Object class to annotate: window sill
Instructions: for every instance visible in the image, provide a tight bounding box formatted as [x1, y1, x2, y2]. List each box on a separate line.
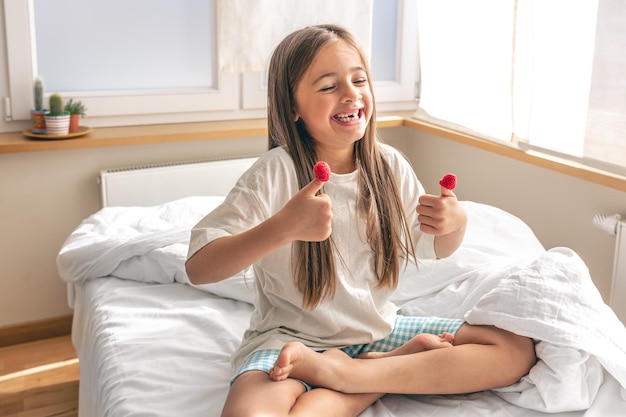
[403, 117, 626, 193]
[1, 113, 623, 192]
[0, 114, 405, 153]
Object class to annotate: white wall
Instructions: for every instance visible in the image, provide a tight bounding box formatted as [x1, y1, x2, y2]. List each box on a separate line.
[0, 137, 267, 326]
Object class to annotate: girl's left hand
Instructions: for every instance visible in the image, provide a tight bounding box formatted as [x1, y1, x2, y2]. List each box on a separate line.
[416, 186, 467, 236]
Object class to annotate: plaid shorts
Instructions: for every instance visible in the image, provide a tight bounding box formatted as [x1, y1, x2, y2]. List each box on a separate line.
[232, 315, 464, 388]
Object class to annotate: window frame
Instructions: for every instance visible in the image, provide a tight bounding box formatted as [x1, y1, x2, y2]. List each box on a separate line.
[372, 0, 419, 109]
[4, 0, 417, 125]
[3, 0, 239, 122]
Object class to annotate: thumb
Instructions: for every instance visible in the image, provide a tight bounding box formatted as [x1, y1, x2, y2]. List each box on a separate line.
[440, 186, 455, 197]
[301, 178, 326, 196]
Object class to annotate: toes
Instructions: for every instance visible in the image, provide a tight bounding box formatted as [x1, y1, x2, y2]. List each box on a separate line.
[439, 332, 455, 343]
[357, 351, 383, 359]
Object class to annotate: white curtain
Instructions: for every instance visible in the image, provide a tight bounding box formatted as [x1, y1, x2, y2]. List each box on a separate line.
[218, 0, 373, 72]
[513, 0, 598, 156]
[415, 0, 621, 166]
[416, 0, 515, 142]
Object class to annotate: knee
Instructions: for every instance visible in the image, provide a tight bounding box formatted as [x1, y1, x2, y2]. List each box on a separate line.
[501, 331, 536, 384]
[456, 324, 536, 386]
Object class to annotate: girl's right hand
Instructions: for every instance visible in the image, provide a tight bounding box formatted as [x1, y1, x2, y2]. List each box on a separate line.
[276, 178, 333, 242]
[186, 179, 332, 284]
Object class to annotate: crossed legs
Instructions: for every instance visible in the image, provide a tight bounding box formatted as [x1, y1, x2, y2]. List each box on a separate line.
[270, 324, 536, 395]
[221, 324, 536, 416]
[221, 332, 457, 417]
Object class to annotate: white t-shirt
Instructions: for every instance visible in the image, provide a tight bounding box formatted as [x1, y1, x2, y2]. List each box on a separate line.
[188, 144, 435, 371]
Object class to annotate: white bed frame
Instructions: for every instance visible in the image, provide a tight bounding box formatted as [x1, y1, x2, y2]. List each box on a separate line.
[98, 156, 259, 207]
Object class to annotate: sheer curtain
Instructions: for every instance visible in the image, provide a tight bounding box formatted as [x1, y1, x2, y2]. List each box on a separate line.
[415, 0, 625, 172]
[218, 0, 372, 72]
[415, 0, 515, 142]
[513, 0, 598, 156]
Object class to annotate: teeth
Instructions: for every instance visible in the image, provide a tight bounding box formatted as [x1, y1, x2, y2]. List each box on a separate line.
[334, 110, 360, 122]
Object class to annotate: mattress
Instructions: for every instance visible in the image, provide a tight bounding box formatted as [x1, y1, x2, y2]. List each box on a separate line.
[71, 278, 249, 416]
[58, 197, 626, 416]
[71, 278, 626, 417]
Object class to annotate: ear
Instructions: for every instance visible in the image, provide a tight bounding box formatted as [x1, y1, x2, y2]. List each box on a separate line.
[293, 113, 300, 122]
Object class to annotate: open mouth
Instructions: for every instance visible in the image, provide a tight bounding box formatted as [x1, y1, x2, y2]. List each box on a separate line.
[333, 108, 363, 123]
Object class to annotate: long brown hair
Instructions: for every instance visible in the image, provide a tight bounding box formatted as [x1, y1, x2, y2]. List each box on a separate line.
[267, 24, 415, 309]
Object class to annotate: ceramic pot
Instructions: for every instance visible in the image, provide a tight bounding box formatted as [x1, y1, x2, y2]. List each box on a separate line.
[30, 109, 48, 134]
[69, 114, 81, 133]
[45, 113, 71, 136]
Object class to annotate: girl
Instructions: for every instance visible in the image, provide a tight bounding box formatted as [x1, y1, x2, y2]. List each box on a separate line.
[186, 24, 535, 417]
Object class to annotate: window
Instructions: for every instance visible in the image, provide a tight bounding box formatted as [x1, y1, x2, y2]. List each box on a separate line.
[414, 0, 625, 175]
[569, 0, 625, 171]
[4, 0, 238, 122]
[242, 0, 419, 111]
[34, 1, 217, 93]
[4, 0, 417, 125]
[371, 0, 419, 109]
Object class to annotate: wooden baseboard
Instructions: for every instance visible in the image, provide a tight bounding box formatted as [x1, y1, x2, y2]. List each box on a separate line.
[0, 315, 73, 347]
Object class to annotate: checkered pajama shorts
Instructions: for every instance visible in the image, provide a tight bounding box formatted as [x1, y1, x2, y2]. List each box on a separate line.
[232, 315, 464, 388]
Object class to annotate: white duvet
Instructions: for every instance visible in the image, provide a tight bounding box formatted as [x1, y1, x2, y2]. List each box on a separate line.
[57, 196, 626, 414]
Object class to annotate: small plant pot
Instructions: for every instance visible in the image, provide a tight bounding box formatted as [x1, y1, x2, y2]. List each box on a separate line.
[69, 114, 81, 133]
[31, 109, 48, 134]
[45, 113, 71, 136]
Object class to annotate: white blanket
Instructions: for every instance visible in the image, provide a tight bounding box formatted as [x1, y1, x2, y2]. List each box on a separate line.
[57, 196, 255, 306]
[57, 197, 626, 413]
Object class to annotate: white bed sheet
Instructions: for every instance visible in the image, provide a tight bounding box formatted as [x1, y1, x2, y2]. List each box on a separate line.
[71, 278, 248, 416]
[58, 197, 626, 416]
[72, 277, 626, 417]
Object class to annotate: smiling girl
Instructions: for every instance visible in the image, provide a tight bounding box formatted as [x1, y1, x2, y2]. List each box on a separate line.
[186, 24, 535, 417]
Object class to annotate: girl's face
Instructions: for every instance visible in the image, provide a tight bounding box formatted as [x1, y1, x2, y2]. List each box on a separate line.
[293, 39, 373, 166]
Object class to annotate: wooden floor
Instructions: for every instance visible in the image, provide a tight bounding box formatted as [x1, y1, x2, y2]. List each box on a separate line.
[0, 335, 79, 417]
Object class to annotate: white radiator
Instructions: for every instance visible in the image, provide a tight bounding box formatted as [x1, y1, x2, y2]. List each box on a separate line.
[594, 213, 626, 323]
[611, 220, 626, 323]
[99, 156, 258, 207]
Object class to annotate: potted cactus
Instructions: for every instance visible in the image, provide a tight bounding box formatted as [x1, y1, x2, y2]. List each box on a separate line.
[30, 78, 48, 134]
[65, 99, 87, 133]
[44, 93, 71, 136]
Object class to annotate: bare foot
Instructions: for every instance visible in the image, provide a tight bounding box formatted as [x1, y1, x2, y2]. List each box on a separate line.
[269, 341, 353, 388]
[357, 332, 455, 359]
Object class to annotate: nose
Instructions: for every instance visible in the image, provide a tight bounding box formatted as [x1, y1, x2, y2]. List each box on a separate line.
[341, 84, 361, 103]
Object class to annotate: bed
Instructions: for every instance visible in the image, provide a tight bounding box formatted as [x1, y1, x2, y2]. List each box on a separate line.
[57, 156, 626, 416]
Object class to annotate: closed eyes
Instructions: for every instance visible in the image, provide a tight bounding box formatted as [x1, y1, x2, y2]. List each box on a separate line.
[319, 79, 368, 93]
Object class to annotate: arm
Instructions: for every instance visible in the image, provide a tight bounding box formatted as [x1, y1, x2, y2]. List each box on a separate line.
[186, 178, 331, 284]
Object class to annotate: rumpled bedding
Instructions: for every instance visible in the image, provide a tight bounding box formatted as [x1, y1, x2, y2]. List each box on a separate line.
[57, 196, 255, 306]
[57, 196, 626, 413]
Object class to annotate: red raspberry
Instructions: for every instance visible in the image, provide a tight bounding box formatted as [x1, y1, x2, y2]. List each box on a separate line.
[439, 173, 457, 190]
[314, 161, 331, 182]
